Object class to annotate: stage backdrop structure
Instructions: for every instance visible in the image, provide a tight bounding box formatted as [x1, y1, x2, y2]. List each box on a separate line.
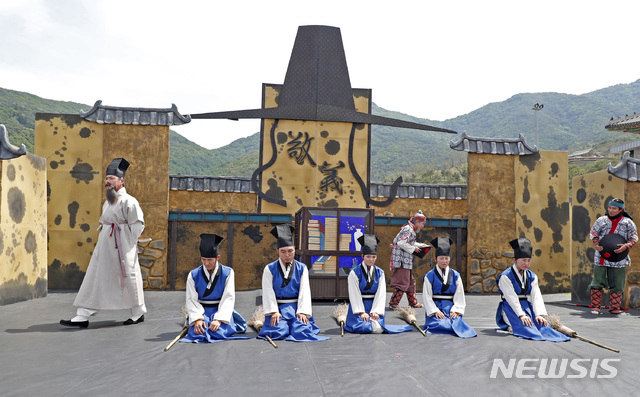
[190, 25, 456, 215]
[0, 125, 48, 305]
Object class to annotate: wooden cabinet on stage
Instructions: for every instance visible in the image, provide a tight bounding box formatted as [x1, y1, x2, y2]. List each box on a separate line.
[294, 207, 375, 299]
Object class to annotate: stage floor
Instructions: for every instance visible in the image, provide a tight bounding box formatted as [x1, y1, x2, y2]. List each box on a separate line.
[1, 290, 638, 396]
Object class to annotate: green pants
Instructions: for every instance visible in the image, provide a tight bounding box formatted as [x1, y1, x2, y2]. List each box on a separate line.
[589, 265, 626, 293]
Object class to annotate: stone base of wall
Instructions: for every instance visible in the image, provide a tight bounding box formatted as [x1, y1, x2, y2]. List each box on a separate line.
[468, 249, 513, 293]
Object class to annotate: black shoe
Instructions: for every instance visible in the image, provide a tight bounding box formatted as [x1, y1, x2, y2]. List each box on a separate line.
[123, 315, 144, 325]
[60, 319, 89, 328]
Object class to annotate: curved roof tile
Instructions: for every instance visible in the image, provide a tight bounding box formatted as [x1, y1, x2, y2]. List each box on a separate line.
[450, 131, 538, 155]
[80, 100, 191, 126]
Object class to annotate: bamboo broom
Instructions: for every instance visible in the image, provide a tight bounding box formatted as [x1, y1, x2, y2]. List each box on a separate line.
[164, 307, 189, 352]
[395, 306, 427, 336]
[331, 303, 349, 337]
[548, 314, 619, 353]
[248, 305, 278, 348]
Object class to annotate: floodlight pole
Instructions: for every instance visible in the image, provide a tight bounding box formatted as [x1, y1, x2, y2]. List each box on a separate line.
[532, 103, 544, 147]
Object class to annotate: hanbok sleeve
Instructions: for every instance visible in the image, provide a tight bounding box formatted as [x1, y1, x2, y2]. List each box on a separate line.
[297, 265, 312, 316]
[498, 274, 525, 318]
[262, 265, 279, 315]
[370, 271, 386, 315]
[529, 274, 547, 316]
[213, 268, 235, 323]
[186, 272, 204, 325]
[348, 270, 365, 314]
[422, 275, 439, 316]
[451, 276, 466, 315]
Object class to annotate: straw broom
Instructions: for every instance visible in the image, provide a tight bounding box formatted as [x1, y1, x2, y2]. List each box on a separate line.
[548, 314, 619, 353]
[164, 307, 189, 352]
[331, 303, 349, 337]
[248, 305, 278, 348]
[395, 306, 427, 336]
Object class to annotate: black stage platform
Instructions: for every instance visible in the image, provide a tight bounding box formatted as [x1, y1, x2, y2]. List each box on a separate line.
[1, 290, 638, 396]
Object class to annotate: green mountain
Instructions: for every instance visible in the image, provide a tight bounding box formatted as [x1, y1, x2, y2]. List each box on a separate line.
[2, 80, 640, 182]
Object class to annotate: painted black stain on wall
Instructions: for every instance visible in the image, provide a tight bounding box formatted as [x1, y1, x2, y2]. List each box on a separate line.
[518, 152, 541, 173]
[539, 186, 569, 253]
[48, 259, 85, 290]
[70, 161, 98, 184]
[522, 176, 530, 203]
[324, 140, 340, 155]
[54, 215, 62, 225]
[68, 201, 79, 228]
[8, 187, 26, 223]
[242, 225, 263, 244]
[549, 162, 559, 178]
[572, 206, 591, 241]
[276, 132, 288, 145]
[7, 164, 15, 181]
[320, 130, 329, 138]
[265, 178, 283, 199]
[534, 227, 543, 242]
[80, 223, 90, 232]
[79, 127, 92, 138]
[575, 188, 587, 204]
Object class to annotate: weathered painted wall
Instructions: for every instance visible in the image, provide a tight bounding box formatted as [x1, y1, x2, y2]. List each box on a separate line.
[515, 151, 570, 293]
[467, 153, 516, 293]
[571, 170, 639, 307]
[0, 152, 48, 305]
[373, 197, 468, 219]
[466, 151, 570, 293]
[259, 85, 371, 215]
[170, 191, 257, 213]
[169, 221, 280, 291]
[35, 114, 169, 290]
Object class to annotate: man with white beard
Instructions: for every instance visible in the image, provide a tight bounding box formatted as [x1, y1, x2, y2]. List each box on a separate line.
[60, 158, 146, 328]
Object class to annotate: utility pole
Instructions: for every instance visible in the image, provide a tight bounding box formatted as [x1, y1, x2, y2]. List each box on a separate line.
[532, 103, 544, 148]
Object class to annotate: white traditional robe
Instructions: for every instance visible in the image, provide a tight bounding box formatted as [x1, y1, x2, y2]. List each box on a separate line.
[185, 263, 235, 324]
[262, 259, 312, 316]
[74, 187, 145, 311]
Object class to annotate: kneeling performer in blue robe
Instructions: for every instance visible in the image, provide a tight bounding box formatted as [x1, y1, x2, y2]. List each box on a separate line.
[422, 237, 476, 338]
[258, 225, 329, 342]
[180, 233, 249, 343]
[495, 238, 569, 342]
[345, 234, 412, 334]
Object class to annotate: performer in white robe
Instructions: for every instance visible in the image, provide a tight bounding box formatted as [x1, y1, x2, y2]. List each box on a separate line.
[60, 158, 146, 328]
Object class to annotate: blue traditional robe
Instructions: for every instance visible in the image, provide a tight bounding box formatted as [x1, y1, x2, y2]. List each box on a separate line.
[180, 264, 249, 343]
[422, 268, 476, 338]
[258, 260, 329, 342]
[345, 264, 412, 334]
[496, 266, 569, 342]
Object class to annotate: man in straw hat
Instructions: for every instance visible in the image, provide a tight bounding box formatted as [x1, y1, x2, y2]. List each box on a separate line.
[258, 224, 329, 342]
[388, 210, 429, 309]
[344, 234, 412, 334]
[495, 238, 569, 342]
[60, 158, 146, 328]
[422, 237, 476, 338]
[180, 233, 249, 343]
[589, 198, 637, 315]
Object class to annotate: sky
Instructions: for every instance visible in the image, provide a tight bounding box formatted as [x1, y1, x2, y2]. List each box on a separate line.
[1, 0, 639, 149]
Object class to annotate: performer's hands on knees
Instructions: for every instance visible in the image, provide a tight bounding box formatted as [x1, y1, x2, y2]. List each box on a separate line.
[519, 314, 533, 327]
[370, 312, 380, 321]
[270, 312, 282, 326]
[209, 319, 221, 332]
[360, 312, 370, 322]
[194, 319, 206, 335]
[296, 313, 309, 324]
[434, 311, 446, 319]
[450, 311, 460, 319]
[535, 315, 548, 327]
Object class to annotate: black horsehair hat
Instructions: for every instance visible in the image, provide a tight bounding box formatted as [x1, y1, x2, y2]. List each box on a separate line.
[509, 238, 533, 259]
[271, 224, 296, 248]
[430, 236, 453, 258]
[358, 234, 380, 255]
[106, 158, 130, 178]
[200, 233, 224, 258]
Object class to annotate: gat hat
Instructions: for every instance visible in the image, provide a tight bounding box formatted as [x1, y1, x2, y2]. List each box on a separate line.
[358, 234, 380, 255]
[599, 234, 628, 262]
[106, 158, 130, 178]
[430, 237, 453, 258]
[270, 224, 296, 248]
[199, 233, 224, 258]
[509, 238, 533, 259]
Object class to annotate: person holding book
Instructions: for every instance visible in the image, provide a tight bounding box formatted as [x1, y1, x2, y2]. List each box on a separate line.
[389, 210, 429, 308]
